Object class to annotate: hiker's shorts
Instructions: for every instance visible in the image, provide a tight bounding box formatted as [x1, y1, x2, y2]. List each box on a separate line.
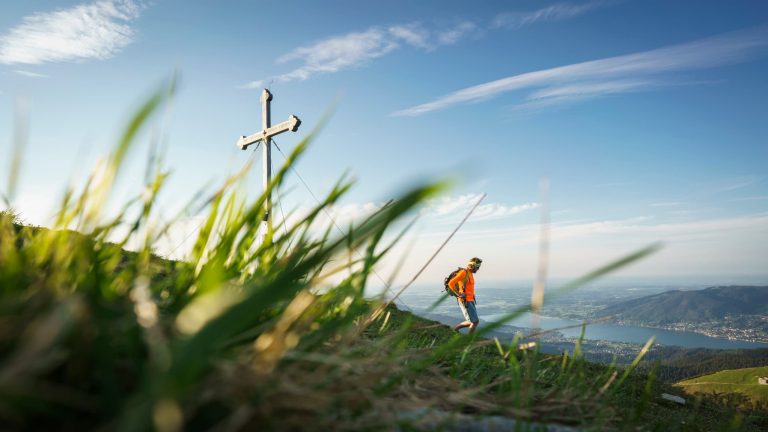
[458, 300, 479, 324]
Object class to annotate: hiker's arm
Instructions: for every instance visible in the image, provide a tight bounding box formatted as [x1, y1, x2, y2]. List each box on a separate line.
[448, 270, 467, 298]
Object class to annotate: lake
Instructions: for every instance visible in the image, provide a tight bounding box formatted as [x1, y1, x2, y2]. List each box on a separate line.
[483, 312, 768, 349]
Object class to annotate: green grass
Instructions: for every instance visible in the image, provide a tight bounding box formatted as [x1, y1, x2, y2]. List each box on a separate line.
[1, 79, 764, 431]
[677, 366, 768, 404]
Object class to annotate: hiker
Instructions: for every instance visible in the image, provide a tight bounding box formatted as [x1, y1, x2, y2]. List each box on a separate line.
[448, 257, 482, 333]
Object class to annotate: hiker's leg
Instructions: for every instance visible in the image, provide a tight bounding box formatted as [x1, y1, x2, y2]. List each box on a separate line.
[465, 302, 479, 334]
[454, 321, 471, 331]
[457, 300, 472, 330]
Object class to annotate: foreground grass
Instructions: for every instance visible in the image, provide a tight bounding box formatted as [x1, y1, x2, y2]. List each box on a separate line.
[1, 81, 763, 431]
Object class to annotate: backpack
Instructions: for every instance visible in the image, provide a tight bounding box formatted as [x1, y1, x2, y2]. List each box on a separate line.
[443, 267, 466, 297]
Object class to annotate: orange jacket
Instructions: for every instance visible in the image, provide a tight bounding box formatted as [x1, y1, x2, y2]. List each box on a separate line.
[448, 268, 475, 302]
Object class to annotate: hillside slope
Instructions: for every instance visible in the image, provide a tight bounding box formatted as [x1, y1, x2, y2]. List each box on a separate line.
[596, 286, 768, 323]
[379, 307, 768, 431]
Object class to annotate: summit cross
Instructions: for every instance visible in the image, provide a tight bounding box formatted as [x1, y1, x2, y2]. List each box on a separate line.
[237, 89, 301, 234]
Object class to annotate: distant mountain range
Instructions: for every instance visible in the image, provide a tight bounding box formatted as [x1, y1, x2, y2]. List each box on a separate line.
[596, 285, 768, 324]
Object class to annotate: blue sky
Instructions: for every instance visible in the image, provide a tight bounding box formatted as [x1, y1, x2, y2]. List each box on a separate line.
[1, 0, 767, 284]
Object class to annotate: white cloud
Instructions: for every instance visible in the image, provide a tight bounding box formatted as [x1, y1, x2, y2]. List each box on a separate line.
[426, 193, 484, 216]
[0, 0, 144, 65]
[473, 202, 539, 220]
[408, 212, 768, 279]
[322, 201, 389, 227]
[492, 1, 611, 29]
[243, 21, 480, 87]
[273, 27, 401, 83]
[527, 79, 651, 100]
[514, 79, 660, 110]
[389, 23, 431, 49]
[273, 195, 536, 237]
[14, 70, 47, 78]
[393, 26, 768, 116]
[425, 193, 539, 222]
[149, 198, 768, 281]
[253, 195, 536, 241]
[436, 21, 477, 45]
[241, 2, 612, 88]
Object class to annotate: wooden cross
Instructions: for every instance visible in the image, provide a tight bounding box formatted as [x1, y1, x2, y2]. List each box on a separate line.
[237, 89, 301, 233]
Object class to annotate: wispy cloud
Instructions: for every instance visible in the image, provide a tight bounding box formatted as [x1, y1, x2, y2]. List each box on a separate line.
[285, 194, 537, 228]
[425, 193, 539, 222]
[519, 78, 719, 110]
[436, 21, 477, 45]
[492, 1, 612, 29]
[473, 201, 539, 221]
[241, 2, 614, 88]
[707, 175, 763, 193]
[514, 78, 662, 110]
[731, 195, 768, 202]
[241, 21, 478, 88]
[649, 201, 686, 208]
[388, 23, 432, 49]
[273, 27, 402, 83]
[403, 212, 768, 280]
[433, 213, 768, 246]
[0, 0, 144, 65]
[552, 214, 768, 247]
[261, 194, 538, 234]
[323, 202, 389, 226]
[527, 79, 651, 100]
[14, 70, 47, 78]
[393, 26, 768, 116]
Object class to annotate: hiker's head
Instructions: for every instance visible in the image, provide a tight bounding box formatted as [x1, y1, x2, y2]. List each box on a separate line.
[468, 257, 482, 273]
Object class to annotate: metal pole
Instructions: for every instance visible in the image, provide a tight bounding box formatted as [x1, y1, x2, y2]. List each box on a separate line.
[261, 89, 273, 236]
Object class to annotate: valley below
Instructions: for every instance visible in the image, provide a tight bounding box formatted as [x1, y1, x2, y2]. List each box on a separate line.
[400, 283, 768, 381]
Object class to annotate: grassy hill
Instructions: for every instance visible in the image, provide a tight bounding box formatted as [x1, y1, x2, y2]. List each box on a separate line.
[3, 215, 768, 431]
[677, 366, 768, 405]
[380, 306, 768, 431]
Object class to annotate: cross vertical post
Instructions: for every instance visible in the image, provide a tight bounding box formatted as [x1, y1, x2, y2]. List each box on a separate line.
[261, 90, 273, 235]
[237, 89, 301, 241]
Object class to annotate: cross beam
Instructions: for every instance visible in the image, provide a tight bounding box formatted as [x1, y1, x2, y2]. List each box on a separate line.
[237, 90, 301, 151]
[237, 89, 301, 236]
[237, 116, 300, 150]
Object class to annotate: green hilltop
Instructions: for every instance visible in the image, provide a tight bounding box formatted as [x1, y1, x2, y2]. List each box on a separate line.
[677, 366, 768, 405]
